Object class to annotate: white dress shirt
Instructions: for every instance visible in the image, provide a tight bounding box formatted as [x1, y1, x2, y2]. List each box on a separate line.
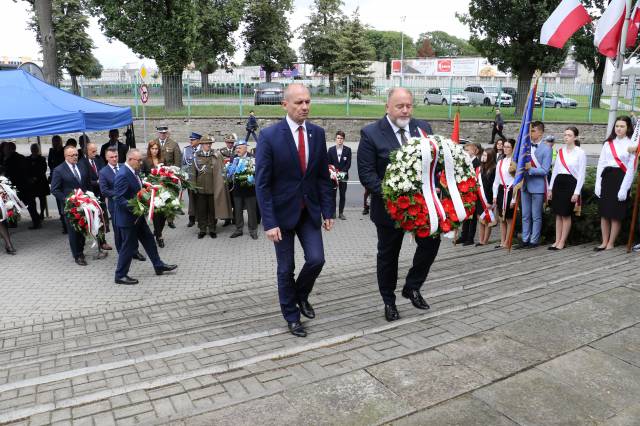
[386, 115, 410, 146]
[550, 146, 587, 195]
[286, 114, 309, 164]
[493, 157, 515, 197]
[66, 161, 82, 182]
[595, 136, 636, 197]
[125, 163, 142, 188]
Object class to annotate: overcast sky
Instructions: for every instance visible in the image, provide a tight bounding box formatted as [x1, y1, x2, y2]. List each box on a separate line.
[2, 0, 471, 69]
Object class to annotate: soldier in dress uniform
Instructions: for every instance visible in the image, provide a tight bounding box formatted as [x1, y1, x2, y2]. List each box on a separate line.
[151, 125, 182, 228]
[182, 132, 200, 227]
[219, 134, 237, 227]
[229, 140, 258, 240]
[190, 137, 232, 238]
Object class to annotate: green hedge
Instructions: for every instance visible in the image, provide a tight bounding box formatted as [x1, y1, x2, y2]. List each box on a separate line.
[538, 167, 637, 245]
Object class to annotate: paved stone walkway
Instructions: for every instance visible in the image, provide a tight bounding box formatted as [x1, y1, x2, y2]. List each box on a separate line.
[0, 208, 639, 425]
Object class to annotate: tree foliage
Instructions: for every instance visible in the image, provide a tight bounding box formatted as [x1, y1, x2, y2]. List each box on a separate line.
[458, 0, 568, 114]
[193, 0, 244, 91]
[299, 0, 344, 93]
[365, 29, 416, 77]
[416, 38, 436, 58]
[242, 0, 297, 82]
[334, 9, 374, 77]
[90, 0, 198, 110]
[30, 0, 102, 94]
[415, 31, 478, 57]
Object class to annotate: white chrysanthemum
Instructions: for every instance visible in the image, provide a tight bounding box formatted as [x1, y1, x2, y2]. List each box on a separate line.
[154, 198, 165, 208]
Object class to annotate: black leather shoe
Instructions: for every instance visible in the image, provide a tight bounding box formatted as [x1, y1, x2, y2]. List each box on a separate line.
[462, 241, 474, 246]
[198, 232, 206, 239]
[339, 213, 346, 220]
[515, 242, 530, 250]
[527, 243, 539, 249]
[75, 256, 87, 266]
[230, 230, 243, 238]
[402, 288, 430, 310]
[384, 304, 400, 322]
[250, 232, 258, 240]
[133, 252, 146, 261]
[187, 217, 195, 227]
[155, 264, 177, 275]
[5, 246, 16, 255]
[222, 219, 232, 227]
[115, 276, 138, 285]
[287, 321, 307, 337]
[28, 223, 42, 230]
[299, 300, 316, 319]
[167, 222, 176, 229]
[209, 232, 217, 239]
[156, 237, 165, 248]
[362, 207, 369, 215]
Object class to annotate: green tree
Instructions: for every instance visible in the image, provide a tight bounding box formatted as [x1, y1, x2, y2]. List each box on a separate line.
[193, 0, 244, 93]
[243, 0, 297, 82]
[90, 0, 198, 110]
[299, 0, 345, 95]
[458, 0, 568, 114]
[415, 31, 478, 57]
[21, 0, 58, 85]
[365, 29, 416, 77]
[31, 0, 102, 95]
[416, 38, 436, 58]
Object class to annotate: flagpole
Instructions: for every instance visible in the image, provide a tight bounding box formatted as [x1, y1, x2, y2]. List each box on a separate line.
[506, 190, 520, 252]
[627, 164, 640, 252]
[606, 0, 633, 136]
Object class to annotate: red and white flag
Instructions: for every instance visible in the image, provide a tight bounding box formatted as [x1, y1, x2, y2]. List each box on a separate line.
[594, 0, 627, 58]
[626, 2, 640, 47]
[541, 0, 592, 48]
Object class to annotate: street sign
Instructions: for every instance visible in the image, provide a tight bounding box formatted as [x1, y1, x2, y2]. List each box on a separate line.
[139, 84, 149, 104]
[140, 66, 147, 80]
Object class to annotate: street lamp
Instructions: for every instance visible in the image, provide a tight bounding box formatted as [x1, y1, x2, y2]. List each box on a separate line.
[400, 16, 406, 87]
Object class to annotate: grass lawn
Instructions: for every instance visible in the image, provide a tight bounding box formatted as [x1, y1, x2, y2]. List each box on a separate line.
[135, 103, 611, 123]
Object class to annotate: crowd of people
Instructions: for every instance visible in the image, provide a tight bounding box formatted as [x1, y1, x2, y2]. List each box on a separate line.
[2, 83, 640, 336]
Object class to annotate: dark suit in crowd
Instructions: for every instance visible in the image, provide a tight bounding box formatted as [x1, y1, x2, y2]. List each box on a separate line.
[357, 115, 440, 307]
[50, 161, 90, 260]
[327, 144, 352, 217]
[99, 163, 123, 251]
[100, 141, 129, 164]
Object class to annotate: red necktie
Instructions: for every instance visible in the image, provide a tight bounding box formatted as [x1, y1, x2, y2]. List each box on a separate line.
[90, 159, 97, 175]
[297, 126, 306, 174]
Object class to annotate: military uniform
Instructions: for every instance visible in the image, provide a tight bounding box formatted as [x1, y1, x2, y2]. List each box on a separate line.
[152, 126, 181, 227]
[220, 134, 237, 227]
[229, 150, 258, 240]
[190, 141, 232, 238]
[182, 132, 201, 226]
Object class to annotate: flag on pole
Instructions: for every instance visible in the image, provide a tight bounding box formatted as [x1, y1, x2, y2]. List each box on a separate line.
[594, 0, 627, 58]
[540, 0, 592, 48]
[511, 72, 541, 190]
[626, 2, 640, 47]
[451, 110, 460, 143]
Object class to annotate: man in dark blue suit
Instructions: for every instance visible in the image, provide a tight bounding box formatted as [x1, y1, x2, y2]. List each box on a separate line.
[255, 83, 335, 337]
[99, 147, 146, 262]
[113, 149, 177, 285]
[50, 145, 93, 266]
[327, 130, 351, 220]
[357, 87, 441, 322]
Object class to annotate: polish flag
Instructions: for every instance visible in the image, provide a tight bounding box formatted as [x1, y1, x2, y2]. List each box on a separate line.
[541, 0, 592, 48]
[594, 0, 627, 58]
[626, 2, 640, 47]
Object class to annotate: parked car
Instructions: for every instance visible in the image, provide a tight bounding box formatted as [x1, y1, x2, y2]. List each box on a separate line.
[463, 85, 513, 107]
[254, 82, 284, 105]
[423, 88, 470, 106]
[536, 92, 578, 108]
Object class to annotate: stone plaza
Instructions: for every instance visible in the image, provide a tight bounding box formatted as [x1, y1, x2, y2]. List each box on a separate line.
[0, 203, 639, 425]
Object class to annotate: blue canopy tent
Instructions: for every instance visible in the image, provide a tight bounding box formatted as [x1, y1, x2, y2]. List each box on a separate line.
[0, 70, 132, 139]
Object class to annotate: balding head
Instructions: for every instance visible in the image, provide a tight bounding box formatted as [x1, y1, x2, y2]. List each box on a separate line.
[282, 83, 311, 125]
[63, 145, 79, 165]
[126, 148, 143, 171]
[86, 143, 98, 159]
[386, 87, 414, 128]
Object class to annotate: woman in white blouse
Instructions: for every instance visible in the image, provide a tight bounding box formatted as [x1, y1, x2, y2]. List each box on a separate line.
[595, 116, 636, 251]
[492, 139, 515, 248]
[548, 127, 587, 250]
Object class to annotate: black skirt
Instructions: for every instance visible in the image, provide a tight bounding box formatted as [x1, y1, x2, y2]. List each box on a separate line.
[551, 174, 577, 217]
[496, 185, 514, 219]
[599, 167, 628, 220]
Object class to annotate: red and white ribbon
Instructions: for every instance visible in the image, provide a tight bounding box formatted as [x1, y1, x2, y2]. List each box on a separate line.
[475, 167, 495, 225]
[440, 138, 468, 222]
[145, 183, 163, 223]
[0, 179, 26, 222]
[71, 189, 104, 246]
[419, 134, 445, 233]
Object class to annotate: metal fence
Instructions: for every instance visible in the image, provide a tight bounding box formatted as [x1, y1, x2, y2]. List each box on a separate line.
[60, 75, 640, 123]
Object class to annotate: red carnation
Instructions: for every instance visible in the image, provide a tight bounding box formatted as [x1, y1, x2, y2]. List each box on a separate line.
[414, 193, 425, 203]
[415, 215, 427, 226]
[416, 227, 430, 238]
[458, 180, 470, 193]
[397, 196, 410, 209]
[401, 220, 415, 231]
[7, 210, 14, 217]
[71, 208, 78, 214]
[78, 218, 86, 227]
[407, 203, 420, 216]
[441, 220, 451, 233]
[73, 212, 81, 220]
[387, 200, 398, 216]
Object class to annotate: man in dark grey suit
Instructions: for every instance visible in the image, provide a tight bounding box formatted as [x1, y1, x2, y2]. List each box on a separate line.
[357, 87, 440, 322]
[327, 130, 351, 220]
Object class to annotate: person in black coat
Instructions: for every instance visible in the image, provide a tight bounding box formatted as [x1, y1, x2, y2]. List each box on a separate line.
[357, 87, 440, 322]
[491, 109, 505, 144]
[26, 143, 50, 220]
[81, 142, 112, 250]
[48, 135, 66, 233]
[100, 129, 129, 163]
[50, 146, 93, 265]
[327, 130, 352, 220]
[245, 110, 259, 143]
[2, 142, 41, 229]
